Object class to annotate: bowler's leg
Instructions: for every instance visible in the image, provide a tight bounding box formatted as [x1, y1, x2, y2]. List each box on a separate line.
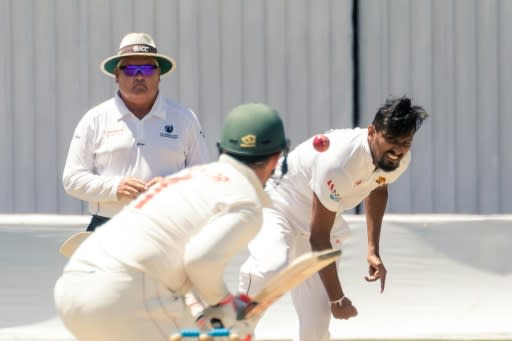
[239, 208, 297, 296]
[290, 270, 331, 341]
[289, 236, 332, 341]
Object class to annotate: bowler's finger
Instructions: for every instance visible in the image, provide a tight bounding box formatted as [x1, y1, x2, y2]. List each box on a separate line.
[364, 274, 378, 282]
[380, 275, 386, 293]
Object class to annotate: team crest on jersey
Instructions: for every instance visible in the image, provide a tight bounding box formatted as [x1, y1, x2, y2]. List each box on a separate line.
[353, 179, 362, 186]
[160, 125, 178, 139]
[240, 134, 256, 148]
[376, 176, 386, 185]
[327, 180, 341, 202]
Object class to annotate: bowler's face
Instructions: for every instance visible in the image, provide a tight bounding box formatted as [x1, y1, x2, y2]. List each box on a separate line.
[115, 56, 160, 105]
[368, 125, 415, 172]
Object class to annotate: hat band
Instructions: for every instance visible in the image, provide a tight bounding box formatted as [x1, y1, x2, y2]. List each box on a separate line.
[118, 44, 157, 55]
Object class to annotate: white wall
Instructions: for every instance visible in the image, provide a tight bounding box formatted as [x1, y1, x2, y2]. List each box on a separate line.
[359, 0, 512, 213]
[0, 0, 353, 214]
[1, 0, 511, 214]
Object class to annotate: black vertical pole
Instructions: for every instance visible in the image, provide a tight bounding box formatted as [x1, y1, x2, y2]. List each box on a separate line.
[352, 0, 362, 215]
[352, 0, 360, 129]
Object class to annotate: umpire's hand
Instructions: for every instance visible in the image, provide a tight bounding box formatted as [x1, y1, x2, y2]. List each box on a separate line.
[117, 176, 147, 200]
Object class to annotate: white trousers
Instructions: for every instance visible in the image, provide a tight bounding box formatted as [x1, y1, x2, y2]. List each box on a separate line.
[239, 208, 348, 341]
[54, 267, 195, 341]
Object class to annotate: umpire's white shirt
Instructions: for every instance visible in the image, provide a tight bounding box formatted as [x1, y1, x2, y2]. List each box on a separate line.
[62, 92, 209, 218]
[268, 127, 410, 235]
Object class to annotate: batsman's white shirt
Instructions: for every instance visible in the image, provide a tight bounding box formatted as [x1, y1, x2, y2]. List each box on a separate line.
[268, 127, 410, 235]
[62, 154, 270, 305]
[62, 92, 209, 218]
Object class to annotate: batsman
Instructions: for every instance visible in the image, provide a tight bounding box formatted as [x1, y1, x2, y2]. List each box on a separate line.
[54, 103, 289, 341]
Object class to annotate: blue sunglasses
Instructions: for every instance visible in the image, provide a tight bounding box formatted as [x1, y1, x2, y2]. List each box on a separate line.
[119, 65, 159, 77]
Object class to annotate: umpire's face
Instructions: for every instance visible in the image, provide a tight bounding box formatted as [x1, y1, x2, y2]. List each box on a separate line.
[115, 56, 161, 107]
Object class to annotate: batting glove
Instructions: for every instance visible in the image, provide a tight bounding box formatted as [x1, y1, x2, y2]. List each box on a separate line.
[196, 294, 254, 340]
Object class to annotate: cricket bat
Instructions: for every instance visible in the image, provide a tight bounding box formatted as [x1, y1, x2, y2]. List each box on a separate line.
[243, 248, 341, 319]
[170, 248, 341, 340]
[59, 231, 91, 257]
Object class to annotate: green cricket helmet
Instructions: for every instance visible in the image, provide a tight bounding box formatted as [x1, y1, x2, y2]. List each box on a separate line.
[219, 103, 289, 157]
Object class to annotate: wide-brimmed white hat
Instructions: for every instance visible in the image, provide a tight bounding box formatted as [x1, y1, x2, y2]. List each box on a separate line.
[100, 32, 176, 77]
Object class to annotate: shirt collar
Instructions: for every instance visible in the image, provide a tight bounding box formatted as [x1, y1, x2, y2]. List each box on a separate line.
[360, 128, 375, 170]
[113, 91, 166, 120]
[219, 154, 272, 208]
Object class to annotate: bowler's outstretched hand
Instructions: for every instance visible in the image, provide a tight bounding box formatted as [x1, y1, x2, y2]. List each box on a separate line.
[364, 254, 387, 293]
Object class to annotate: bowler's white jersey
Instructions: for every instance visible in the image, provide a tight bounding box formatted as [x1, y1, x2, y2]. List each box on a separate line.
[267, 128, 410, 235]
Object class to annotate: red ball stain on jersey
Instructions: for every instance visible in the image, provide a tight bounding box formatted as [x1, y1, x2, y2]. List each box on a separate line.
[313, 134, 330, 152]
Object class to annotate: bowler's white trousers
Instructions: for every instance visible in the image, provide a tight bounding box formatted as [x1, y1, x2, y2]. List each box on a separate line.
[54, 264, 195, 341]
[239, 208, 349, 341]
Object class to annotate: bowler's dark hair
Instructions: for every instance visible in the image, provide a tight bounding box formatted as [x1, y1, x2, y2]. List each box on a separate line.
[372, 96, 429, 138]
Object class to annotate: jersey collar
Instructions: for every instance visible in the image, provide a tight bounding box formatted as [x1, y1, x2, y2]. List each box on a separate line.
[113, 92, 166, 120]
[360, 128, 376, 171]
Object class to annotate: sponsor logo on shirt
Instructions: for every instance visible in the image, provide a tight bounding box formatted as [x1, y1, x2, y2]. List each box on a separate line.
[105, 128, 125, 137]
[160, 125, 179, 139]
[327, 179, 341, 202]
[376, 176, 386, 185]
